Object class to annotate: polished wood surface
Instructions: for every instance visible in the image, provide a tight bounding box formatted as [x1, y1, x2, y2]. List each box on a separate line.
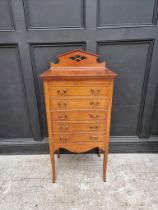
[52, 122, 106, 132]
[53, 133, 105, 143]
[49, 85, 109, 96]
[40, 49, 117, 182]
[51, 110, 107, 121]
[49, 97, 108, 110]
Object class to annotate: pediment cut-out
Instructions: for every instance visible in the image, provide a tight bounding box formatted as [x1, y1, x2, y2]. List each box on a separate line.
[69, 54, 87, 62]
[50, 49, 106, 68]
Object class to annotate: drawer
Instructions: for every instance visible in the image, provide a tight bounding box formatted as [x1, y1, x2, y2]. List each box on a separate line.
[49, 86, 108, 97]
[53, 133, 105, 143]
[52, 122, 106, 133]
[51, 110, 107, 121]
[49, 98, 108, 110]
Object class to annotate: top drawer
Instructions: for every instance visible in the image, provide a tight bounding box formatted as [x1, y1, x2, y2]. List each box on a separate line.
[48, 86, 109, 97]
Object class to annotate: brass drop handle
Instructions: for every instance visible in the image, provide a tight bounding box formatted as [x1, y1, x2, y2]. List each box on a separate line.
[57, 102, 67, 107]
[91, 88, 101, 95]
[59, 125, 69, 130]
[89, 136, 98, 140]
[60, 136, 69, 141]
[58, 114, 68, 120]
[89, 125, 99, 130]
[90, 101, 100, 106]
[57, 89, 67, 95]
[89, 114, 99, 119]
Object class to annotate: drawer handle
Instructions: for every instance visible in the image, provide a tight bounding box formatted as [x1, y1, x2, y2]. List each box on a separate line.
[60, 136, 69, 141]
[57, 89, 67, 95]
[89, 114, 99, 119]
[90, 101, 100, 106]
[91, 89, 101, 95]
[59, 125, 69, 130]
[57, 102, 67, 108]
[89, 136, 98, 140]
[58, 114, 68, 120]
[89, 125, 99, 130]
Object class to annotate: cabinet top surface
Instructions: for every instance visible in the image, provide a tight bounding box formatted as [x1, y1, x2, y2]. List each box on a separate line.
[40, 49, 117, 80]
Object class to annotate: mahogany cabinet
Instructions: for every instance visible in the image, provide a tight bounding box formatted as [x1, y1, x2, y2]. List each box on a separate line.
[40, 49, 117, 182]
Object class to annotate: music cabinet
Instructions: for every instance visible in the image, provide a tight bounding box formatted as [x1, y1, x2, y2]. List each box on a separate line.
[40, 49, 117, 182]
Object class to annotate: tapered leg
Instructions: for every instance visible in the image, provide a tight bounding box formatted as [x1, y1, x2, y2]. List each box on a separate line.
[103, 151, 108, 182]
[97, 147, 101, 157]
[50, 152, 55, 183]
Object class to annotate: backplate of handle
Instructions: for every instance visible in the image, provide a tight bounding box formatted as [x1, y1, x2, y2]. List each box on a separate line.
[90, 88, 100, 95]
[89, 114, 99, 119]
[58, 113, 68, 120]
[60, 136, 69, 141]
[57, 89, 67, 95]
[89, 136, 98, 140]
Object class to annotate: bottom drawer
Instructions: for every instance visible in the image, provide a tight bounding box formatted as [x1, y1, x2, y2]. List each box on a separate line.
[53, 133, 105, 143]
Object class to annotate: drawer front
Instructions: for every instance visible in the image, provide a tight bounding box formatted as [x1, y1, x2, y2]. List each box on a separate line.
[51, 110, 107, 121]
[49, 86, 108, 97]
[52, 122, 106, 133]
[53, 133, 105, 143]
[49, 98, 108, 110]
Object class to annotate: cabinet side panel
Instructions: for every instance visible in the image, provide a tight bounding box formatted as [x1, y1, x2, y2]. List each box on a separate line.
[105, 79, 115, 151]
[43, 81, 54, 152]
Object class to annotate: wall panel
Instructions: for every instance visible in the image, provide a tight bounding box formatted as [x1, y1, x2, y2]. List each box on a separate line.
[0, 0, 15, 31]
[98, 40, 153, 136]
[23, 0, 85, 30]
[98, 0, 158, 27]
[0, 45, 31, 138]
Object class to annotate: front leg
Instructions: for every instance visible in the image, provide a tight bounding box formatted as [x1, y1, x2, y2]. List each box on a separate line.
[103, 151, 108, 182]
[50, 152, 55, 183]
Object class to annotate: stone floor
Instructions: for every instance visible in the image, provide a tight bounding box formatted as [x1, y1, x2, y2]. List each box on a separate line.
[0, 154, 158, 210]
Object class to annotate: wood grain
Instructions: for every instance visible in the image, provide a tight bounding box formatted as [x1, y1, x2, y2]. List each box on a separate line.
[53, 132, 105, 143]
[48, 86, 109, 97]
[49, 98, 108, 110]
[51, 110, 107, 121]
[52, 122, 106, 133]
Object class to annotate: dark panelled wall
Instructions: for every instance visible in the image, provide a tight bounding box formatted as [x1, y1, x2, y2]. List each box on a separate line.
[0, 0, 158, 154]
